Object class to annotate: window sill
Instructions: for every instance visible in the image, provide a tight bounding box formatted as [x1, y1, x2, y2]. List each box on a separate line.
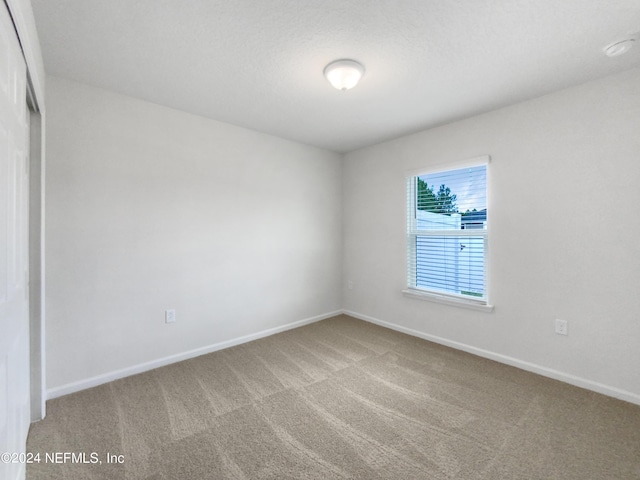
[402, 289, 494, 313]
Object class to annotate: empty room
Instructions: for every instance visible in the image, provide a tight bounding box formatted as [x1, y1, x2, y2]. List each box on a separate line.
[1, 0, 639, 479]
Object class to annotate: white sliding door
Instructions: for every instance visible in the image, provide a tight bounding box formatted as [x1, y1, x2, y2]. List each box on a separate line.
[0, 2, 31, 480]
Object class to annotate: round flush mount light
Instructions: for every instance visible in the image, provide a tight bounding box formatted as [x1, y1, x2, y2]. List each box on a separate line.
[324, 59, 365, 91]
[604, 39, 635, 57]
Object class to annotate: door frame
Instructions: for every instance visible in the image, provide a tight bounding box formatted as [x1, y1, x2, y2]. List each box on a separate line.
[28, 106, 43, 421]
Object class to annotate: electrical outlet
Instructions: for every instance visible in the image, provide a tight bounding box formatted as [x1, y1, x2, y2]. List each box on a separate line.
[555, 319, 568, 336]
[165, 309, 176, 324]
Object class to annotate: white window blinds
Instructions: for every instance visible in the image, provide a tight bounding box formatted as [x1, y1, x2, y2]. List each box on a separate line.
[406, 159, 488, 303]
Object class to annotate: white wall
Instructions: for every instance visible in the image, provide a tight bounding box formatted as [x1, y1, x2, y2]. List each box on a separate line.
[343, 67, 640, 402]
[45, 76, 343, 393]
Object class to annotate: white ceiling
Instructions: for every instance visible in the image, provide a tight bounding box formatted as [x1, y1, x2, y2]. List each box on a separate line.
[31, 0, 640, 153]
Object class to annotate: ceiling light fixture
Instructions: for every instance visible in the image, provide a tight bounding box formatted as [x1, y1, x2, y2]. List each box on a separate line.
[604, 39, 635, 57]
[324, 59, 365, 91]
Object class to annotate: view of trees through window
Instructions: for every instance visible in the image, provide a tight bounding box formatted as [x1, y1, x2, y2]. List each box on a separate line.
[417, 177, 484, 220]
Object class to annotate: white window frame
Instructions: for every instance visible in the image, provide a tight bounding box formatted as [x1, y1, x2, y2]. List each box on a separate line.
[403, 155, 493, 312]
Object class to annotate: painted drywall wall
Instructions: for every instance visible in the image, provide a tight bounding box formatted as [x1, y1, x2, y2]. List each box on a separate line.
[343, 67, 640, 401]
[45, 75, 343, 392]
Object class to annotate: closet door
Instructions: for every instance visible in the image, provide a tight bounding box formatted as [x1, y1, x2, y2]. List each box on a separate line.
[0, 2, 30, 480]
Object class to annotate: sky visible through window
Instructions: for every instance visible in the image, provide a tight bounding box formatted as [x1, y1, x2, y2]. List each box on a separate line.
[418, 165, 486, 214]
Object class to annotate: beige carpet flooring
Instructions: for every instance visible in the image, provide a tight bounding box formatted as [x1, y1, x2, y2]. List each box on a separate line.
[27, 314, 640, 479]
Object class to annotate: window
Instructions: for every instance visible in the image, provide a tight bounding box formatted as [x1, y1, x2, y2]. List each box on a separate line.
[405, 156, 490, 309]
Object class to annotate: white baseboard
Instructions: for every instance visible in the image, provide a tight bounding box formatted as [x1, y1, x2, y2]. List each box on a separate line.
[342, 309, 640, 406]
[47, 308, 640, 406]
[47, 310, 342, 400]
